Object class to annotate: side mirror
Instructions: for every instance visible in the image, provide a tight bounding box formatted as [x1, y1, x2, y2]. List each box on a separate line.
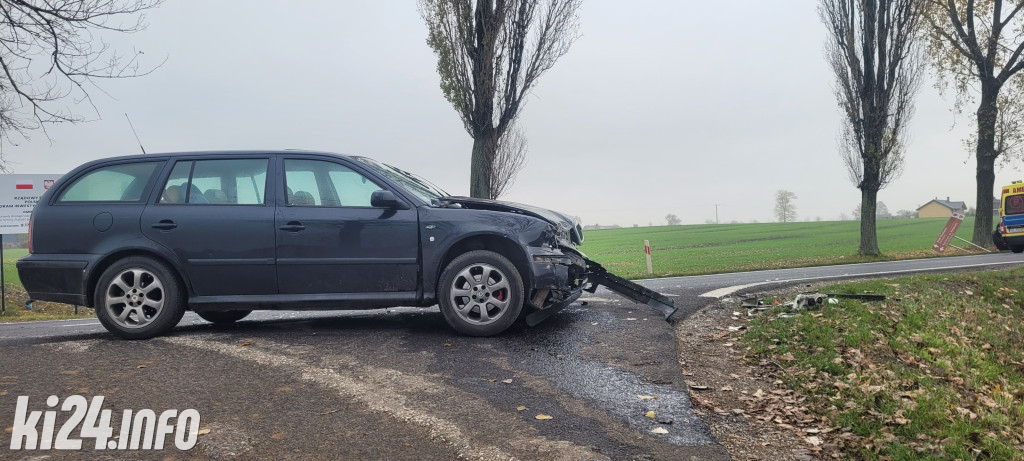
[371, 190, 408, 209]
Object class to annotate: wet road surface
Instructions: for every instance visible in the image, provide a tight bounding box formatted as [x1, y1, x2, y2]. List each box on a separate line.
[1, 252, 1022, 460]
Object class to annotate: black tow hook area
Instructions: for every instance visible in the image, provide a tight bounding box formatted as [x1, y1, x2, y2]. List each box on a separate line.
[584, 259, 678, 320]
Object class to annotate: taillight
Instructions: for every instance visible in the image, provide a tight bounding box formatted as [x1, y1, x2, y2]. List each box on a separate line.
[27, 213, 33, 253]
[998, 219, 1007, 235]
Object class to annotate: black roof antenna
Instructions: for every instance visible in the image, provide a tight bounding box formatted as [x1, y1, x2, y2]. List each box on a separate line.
[125, 113, 147, 154]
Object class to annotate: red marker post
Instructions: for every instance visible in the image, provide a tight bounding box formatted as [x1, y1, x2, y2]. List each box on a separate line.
[644, 240, 653, 274]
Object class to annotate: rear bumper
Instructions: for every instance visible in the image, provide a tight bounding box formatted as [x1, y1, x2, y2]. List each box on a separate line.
[996, 232, 1024, 249]
[16, 254, 93, 305]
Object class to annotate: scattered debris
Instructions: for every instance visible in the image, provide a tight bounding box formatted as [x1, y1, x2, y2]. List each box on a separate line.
[650, 427, 669, 434]
[535, 414, 553, 420]
[740, 291, 886, 318]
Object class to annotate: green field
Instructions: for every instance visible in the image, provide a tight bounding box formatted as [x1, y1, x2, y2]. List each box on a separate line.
[579, 218, 981, 279]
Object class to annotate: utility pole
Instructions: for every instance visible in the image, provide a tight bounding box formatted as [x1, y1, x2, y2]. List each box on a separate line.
[714, 204, 720, 224]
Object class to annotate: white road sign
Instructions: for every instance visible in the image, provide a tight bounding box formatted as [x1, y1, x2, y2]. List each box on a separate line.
[0, 174, 64, 234]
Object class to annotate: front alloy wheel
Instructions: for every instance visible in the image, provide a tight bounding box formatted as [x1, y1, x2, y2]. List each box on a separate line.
[439, 250, 524, 336]
[449, 262, 512, 326]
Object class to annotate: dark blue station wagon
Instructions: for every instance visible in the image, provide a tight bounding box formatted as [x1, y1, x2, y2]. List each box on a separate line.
[17, 151, 589, 339]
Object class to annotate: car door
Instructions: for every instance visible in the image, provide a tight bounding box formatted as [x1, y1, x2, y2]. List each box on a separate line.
[275, 156, 419, 294]
[141, 157, 277, 297]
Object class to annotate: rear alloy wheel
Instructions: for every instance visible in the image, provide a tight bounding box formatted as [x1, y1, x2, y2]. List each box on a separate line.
[197, 310, 252, 324]
[439, 250, 524, 336]
[94, 256, 185, 340]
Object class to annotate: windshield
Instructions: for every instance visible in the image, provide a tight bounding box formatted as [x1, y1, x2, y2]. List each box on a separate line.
[354, 157, 448, 204]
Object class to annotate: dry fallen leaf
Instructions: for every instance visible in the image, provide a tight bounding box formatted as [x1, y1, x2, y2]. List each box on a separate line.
[638, 395, 658, 400]
[779, 352, 796, 362]
[685, 380, 709, 390]
[535, 414, 553, 420]
[239, 341, 252, 347]
[501, 379, 513, 384]
[806, 436, 822, 446]
[136, 365, 146, 369]
[753, 389, 764, 398]
[650, 427, 669, 434]
[516, 406, 527, 411]
[197, 428, 211, 435]
[720, 385, 733, 392]
[645, 411, 656, 418]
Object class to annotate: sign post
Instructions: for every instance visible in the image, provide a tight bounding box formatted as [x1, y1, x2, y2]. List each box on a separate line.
[932, 212, 965, 253]
[0, 174, 62, 315]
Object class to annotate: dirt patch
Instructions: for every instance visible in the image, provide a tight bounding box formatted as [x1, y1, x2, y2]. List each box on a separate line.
[674, 293, 838, 461]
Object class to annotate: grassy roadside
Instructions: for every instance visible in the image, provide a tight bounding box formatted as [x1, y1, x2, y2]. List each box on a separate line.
[743, 270, 1024, 459]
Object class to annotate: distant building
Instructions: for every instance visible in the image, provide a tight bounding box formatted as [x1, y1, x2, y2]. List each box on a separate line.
[917, 197, 967, 218]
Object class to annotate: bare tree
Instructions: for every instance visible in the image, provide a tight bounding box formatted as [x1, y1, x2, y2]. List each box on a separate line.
[774, 190, 798, 223]
[665, 214, 681, 226]
[486, 121, 527, 199]
[0, 0, 164, 156]
[419, 0, 581, 198]
[820, 0, 925, 255]
[924, 0, 1024, 246]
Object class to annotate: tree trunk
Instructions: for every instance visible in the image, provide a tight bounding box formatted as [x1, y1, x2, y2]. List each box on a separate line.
[469, 132, 495, 198]
[972, 81, 1000, 247]
[859, 187, 880, 255]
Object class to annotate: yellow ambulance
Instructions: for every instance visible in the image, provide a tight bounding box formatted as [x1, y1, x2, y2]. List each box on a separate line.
[994, 180, 1024, 252]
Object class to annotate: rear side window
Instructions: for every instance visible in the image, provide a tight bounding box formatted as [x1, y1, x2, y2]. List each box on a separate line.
[58, 162, 161, 203]
[159, 159, 268, 205]
[1006, 194, 1024, 215]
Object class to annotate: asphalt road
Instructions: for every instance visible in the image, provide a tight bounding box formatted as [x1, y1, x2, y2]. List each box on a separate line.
[1, 252, 1021, 460]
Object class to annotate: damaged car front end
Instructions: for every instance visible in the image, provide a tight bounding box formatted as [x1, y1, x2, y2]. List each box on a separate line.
[433, 196, 677, 326]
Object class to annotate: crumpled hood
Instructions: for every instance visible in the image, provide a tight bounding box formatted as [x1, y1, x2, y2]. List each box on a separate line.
[440, 196, 584, 245]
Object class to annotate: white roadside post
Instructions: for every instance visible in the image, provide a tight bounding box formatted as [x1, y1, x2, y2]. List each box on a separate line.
[644, 240, 653, 275]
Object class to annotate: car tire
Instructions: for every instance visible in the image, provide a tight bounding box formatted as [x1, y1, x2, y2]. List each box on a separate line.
[438, 250, 524, 336]
[94, 256, 185, 340]
[196, 310, 252, 324]
[1013, 246, 1024, 254]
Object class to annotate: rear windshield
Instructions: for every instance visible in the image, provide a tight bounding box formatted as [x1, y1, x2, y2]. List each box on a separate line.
[1006, 194, 1024, 215]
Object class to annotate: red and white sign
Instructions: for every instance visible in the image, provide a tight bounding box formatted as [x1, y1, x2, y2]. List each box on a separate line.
[932, 212, 965, 253]
[0, 174, 64, 234]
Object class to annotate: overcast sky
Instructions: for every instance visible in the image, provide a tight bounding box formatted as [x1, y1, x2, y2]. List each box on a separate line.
[4, 0, 1020, 226]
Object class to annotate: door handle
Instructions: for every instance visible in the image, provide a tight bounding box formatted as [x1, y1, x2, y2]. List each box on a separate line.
[279, 221, 306, 232]
[151, 219, 177, 230]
